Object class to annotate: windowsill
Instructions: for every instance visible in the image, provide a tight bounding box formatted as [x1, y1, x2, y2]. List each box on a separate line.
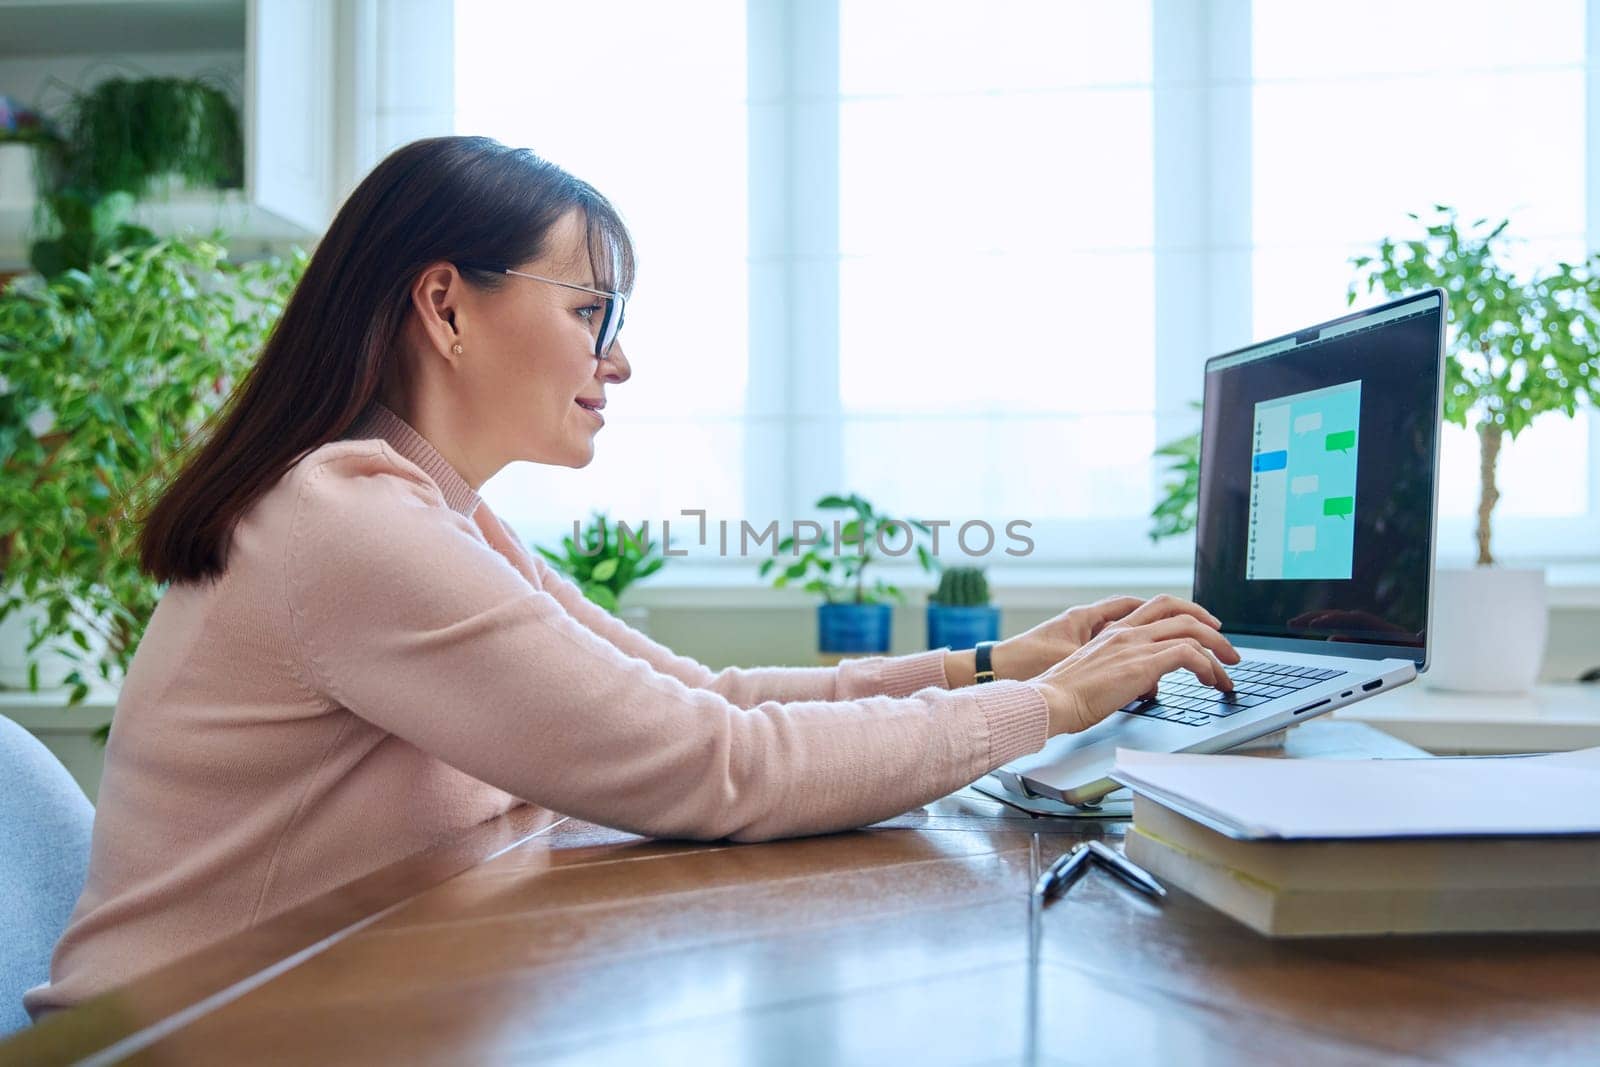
[623, 564, 1193, 610]
[622, 562, 1600, 610]
[0, 691, 118, 720]
[3, 566, 1595, 714]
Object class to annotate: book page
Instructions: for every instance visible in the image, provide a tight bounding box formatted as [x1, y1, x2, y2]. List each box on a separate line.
[1111, 746, 1600, 840]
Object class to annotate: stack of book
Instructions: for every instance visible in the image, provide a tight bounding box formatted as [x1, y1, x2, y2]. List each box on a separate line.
[1111, 746, 1600, 937]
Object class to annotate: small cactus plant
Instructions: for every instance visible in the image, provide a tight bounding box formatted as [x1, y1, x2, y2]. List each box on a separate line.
[931, 566, 990, 607]
[926, 566, 999, 650]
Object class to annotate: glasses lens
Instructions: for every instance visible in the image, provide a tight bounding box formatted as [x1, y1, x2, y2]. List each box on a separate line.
[597, 295, 623, 358]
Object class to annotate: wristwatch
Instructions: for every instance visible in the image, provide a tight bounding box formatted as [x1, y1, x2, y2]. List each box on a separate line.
[973, 640, 998, 684]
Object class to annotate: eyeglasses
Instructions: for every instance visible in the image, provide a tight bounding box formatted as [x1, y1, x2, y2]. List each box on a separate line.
[501, 268, 627, 359]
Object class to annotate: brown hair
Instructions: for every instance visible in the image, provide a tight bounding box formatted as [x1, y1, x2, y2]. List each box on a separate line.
[136, 135, 635, 585]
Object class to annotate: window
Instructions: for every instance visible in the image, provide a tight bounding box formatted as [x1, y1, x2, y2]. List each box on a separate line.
[451, 1, 1600, 569]
[836, 1, 1156, 537]
[454, 0, 749, 551]
[1250, 0, 1594, 545]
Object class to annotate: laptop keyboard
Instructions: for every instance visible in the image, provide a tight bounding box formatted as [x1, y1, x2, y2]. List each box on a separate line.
[1117, 659, 1347, 727]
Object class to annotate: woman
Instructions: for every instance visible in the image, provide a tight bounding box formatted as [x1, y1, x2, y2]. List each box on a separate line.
[24, 136, 1236, 1018]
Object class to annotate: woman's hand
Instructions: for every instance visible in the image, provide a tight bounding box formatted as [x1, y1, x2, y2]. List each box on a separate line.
[990, 594, 1153, 681]
[1023, 595, 1240, 737]
[940, 591, 1158, 684]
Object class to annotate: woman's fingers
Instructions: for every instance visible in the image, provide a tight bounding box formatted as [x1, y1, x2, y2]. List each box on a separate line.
[1159, 637, 1233, 691]
[1079, 595, 1147, 634]
[1133, 639, 1232, 699]
[1115, 613, 1240, 664]
[1114, 593, 1222, 632]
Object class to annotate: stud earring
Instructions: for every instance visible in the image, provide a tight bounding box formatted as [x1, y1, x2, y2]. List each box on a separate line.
[451, 343, 463, 355]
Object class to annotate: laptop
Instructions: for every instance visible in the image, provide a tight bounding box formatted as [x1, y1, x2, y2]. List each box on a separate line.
[992, 288, 1447, 807]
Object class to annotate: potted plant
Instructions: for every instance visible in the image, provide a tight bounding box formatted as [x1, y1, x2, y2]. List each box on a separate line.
[0, 234, 305, 719]
[757, 493, 933, 663]
[1149, 211, 1600, 692]
[925, 565, 1000, 651]
[1350, 207, 1600, 691]
[27, 74, 242, 278]
[535, 512, 666, 632]
[28, 188, 159, 282]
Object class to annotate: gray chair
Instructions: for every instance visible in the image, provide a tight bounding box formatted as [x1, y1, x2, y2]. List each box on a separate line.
[0, 713, 94, 1036]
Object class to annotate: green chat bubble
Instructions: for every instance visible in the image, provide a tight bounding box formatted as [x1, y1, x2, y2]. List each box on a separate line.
[1323, 496, 1354, 518]
[1325, 429, 1356, 453]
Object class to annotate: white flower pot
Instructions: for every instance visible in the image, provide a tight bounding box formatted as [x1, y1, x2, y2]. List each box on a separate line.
[1424, 566, 1547, 693]
[0, 142, 38, 208]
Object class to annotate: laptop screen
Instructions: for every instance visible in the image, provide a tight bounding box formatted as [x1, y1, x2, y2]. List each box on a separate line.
[1193, 290, 1444, 663]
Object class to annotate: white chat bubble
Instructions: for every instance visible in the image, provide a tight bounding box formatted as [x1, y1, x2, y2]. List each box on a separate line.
[1293, 412, 1323, 435]
[1288, 525, 1317, 553]
[1290, 475, 1320, 495]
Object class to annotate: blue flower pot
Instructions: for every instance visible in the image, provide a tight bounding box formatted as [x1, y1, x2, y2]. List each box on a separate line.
[926, 604, 1000, 650]
[818, 602, 893, 655]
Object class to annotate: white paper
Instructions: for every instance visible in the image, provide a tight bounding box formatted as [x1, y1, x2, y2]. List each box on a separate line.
[1111, 745, 1600, 840]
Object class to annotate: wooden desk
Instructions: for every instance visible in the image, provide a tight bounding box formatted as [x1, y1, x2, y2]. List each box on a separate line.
[9, 723, 1600, 1066]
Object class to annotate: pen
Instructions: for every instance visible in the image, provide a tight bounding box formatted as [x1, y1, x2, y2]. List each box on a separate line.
[1084, 839, 1167, 899]
[1032, 842, 1091, 902]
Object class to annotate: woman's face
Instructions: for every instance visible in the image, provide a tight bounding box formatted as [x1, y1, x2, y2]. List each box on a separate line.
[483, 209, 631, 469]
[398, 207, 631, 483]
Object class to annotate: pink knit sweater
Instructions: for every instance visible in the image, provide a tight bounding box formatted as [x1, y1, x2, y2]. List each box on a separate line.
[24, 401, 1049, 1017]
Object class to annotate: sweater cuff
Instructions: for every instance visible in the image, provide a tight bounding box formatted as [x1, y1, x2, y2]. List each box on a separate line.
[971, 680, 1051, 768]
[868, 648, 952, 697]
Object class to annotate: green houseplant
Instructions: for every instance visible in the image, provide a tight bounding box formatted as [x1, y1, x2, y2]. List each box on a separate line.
[757, 493, 934, 659]
[1150, 211, 1600, 556]
[0, 234, 306, 706]
[1147, 208, 1600, 689]
[925, 564, 1000, 650]
[28, 74, 243, 278]
[42, 75, 242, 196]
[1351, 207, 1600, 691]
[29, 188, 159, 282]
[535, 512, 666, 615]
[1149, 402, 1203, 542]
[1350, 207, 1600, 565]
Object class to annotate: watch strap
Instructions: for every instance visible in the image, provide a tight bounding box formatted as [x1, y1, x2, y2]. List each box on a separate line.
[973, 640, 997, 684]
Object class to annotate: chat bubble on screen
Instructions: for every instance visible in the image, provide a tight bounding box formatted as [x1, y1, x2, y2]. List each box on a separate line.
[1325, 429, 1356, 453]
[1253, 450, 1287, 473]
[1290, 475, 1319, 495]
[1323, 496, 1354, 518]
[1294, 412, 1323, 435]
[1288, 525, 1317, 553]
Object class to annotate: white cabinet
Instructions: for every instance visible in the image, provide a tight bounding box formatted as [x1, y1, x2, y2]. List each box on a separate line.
[246, 0, 335, 234]
[0, 0, 340, 266]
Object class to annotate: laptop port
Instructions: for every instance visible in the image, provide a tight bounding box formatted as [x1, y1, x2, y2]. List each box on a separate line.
[1293, 698, 1331, 716]
[1362, 679, 1383, 692]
